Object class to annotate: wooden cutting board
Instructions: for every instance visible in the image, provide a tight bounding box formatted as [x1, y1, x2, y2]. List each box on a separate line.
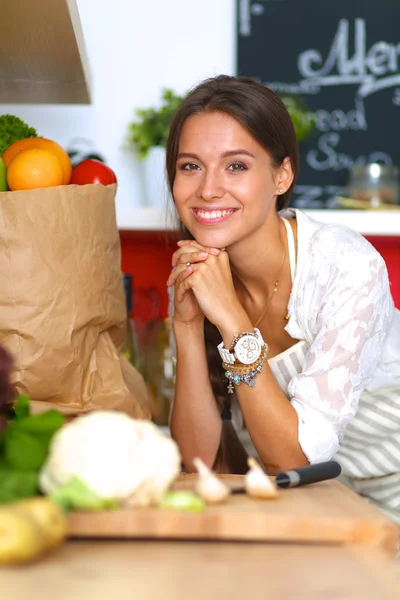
[68, 474, 399, 557]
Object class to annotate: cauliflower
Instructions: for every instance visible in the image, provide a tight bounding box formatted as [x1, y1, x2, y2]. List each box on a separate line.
[39, 412, 181, 508]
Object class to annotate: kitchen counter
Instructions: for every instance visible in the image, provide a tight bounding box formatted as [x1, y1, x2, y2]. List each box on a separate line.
[1, 476, 399, 598]
[1, 540, 400, 600]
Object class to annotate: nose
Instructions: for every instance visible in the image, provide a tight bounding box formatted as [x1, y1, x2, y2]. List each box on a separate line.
[196, 168, 225, 201]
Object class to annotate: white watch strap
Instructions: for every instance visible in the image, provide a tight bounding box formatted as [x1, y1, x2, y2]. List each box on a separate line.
[217, 343, 235, 364]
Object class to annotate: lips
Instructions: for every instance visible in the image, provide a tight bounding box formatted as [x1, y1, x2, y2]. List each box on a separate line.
[192, 208, 237, 223]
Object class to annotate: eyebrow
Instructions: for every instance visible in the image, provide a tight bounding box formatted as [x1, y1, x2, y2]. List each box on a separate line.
[177, 149, 256, 160]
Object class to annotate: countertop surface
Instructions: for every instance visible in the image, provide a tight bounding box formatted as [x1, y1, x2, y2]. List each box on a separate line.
[1, 540, 400, 600]
[1, 476, 399, 598]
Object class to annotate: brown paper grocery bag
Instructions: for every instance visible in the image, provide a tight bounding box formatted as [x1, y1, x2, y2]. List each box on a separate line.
[0, 183, 150, 419]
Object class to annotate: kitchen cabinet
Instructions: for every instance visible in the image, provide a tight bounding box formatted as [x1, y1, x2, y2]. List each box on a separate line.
[0, 0, 91, 104]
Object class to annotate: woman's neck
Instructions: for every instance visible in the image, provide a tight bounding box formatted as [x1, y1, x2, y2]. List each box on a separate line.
[228, 211, 287, 302]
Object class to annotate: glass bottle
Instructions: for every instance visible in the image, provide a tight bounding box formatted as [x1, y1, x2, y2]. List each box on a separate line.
[144, 317, 175, 427]
[122, 273, 141, 373]
[347, 163, 400, 206]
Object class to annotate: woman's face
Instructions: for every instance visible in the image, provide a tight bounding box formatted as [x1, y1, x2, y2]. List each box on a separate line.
[173, 110, 292, 249]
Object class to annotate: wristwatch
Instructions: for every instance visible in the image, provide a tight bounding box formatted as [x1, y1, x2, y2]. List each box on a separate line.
[217, 328, 264, 365]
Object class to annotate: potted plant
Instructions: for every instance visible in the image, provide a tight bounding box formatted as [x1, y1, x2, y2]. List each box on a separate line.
[126, 89, 183, 207]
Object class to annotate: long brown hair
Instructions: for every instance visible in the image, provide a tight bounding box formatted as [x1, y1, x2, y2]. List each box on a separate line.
[166, 75, 299, 473]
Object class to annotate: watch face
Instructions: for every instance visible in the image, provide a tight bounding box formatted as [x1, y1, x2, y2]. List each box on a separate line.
[234, 335, 262, 365]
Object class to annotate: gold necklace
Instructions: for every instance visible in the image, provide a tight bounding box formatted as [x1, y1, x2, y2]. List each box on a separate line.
[253, 243, 288, 328]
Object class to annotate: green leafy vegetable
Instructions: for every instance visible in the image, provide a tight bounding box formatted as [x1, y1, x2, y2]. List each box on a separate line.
[12, 394, 30, 420]
[4, 402, 64, 471]
[0, 394, 65, 503]
[0, 115, 38, 155]
[50, 477, 118, 512]
[158, 491, 206, 512]
[0, 468, 38, 504]
[0, 157, 8, 191]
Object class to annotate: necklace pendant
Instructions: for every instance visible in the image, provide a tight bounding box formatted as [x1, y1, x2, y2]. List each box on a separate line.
[227, 382, 234, 394]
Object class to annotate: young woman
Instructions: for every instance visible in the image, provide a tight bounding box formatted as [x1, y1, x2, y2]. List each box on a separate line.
[166, 75, 400, 530]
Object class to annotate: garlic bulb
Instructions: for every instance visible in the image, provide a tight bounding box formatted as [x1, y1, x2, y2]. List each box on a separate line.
[193, 457, 231, 504]
[244, 457, 278, 499]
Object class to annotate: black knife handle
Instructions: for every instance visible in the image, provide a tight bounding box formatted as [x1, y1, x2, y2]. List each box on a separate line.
[275, 460, 342, 488]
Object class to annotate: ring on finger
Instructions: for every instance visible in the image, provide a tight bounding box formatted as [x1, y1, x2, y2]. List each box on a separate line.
[186, 262, 191, 268]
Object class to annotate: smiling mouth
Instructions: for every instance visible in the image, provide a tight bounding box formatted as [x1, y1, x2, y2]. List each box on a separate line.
[192, 208, 237, 222]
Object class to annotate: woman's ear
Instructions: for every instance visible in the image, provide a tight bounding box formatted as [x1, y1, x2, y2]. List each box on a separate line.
[276, 157, 294, 195]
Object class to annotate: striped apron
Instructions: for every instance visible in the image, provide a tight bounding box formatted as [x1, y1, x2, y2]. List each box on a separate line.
[267, 345, 400, 522]
[266, 347, 400, 557]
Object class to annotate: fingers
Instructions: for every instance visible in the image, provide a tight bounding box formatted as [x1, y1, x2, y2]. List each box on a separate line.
[172, 240, 220, 267]
[173, 250, 209, 269]
[168, 244, 230, 286]
[172, 263, 197, 302]
[175, 271, 195, 303]
[178, 240, 222, 255]
[167, 262, 192, 287]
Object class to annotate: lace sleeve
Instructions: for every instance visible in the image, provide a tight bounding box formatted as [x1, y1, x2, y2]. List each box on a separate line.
[289, 252, 394, 463]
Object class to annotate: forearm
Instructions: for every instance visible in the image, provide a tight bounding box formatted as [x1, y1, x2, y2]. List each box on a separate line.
[169, 320, 222, 471]
[219, 318, 308, 471]
[236, 367, 308, 471]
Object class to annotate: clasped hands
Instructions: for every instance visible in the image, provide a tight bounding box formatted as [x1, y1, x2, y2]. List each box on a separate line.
[167, 240, 250, 337]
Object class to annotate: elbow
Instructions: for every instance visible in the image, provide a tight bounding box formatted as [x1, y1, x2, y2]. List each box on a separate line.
[259, 446, 309, 473]
[169, 426, 218, 474]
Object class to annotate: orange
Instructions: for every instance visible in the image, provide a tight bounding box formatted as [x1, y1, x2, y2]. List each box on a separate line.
[7, 148, 64, 191]
[3, 137, 72, 184]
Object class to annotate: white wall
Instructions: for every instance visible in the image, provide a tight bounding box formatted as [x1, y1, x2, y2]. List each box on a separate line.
[0, 0, 236, 225]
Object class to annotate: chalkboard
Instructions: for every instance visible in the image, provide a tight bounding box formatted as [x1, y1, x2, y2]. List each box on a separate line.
[237, 0, 400, 207]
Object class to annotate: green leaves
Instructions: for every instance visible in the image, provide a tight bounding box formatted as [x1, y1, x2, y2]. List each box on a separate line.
[12, 394, 30, 420]
[126, 88, 184, 159]
[158, 491, 206, 512]
[0, 468, 38, 504]
[5, 401, 64, 471]
[281, 96, 317, 144]
[50, 477, 118, 512]
[0, 115, 38, 155]
[0, 395, 65, 503]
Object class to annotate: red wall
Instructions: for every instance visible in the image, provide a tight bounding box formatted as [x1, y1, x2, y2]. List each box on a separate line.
[120, 230, 179, 322]
[366, 237, 400, 309]
[120, 231, 400, 322]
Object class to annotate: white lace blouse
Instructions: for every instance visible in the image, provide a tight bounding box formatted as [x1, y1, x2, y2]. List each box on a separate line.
[280, 208, 400, 463]
[169, 208, 400, 465]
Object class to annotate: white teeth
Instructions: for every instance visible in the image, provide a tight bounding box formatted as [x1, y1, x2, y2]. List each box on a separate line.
[196, 209, 233, 220]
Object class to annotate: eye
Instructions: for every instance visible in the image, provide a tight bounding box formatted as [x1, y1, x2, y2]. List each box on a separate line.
[178, 162, 200, 171]
[227, 161, 248, 172]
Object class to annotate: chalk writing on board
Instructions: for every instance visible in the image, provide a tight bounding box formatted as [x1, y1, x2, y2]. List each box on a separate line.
[296, 20, 400, 100]
[237, 5, 400, 206]
[267, 19, 399, 175]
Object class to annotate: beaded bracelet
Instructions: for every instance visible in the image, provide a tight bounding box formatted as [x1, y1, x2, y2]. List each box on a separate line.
[222, 343, 269, 375]
[222, 343, 268, 394]
[224, 363, 266, 393]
